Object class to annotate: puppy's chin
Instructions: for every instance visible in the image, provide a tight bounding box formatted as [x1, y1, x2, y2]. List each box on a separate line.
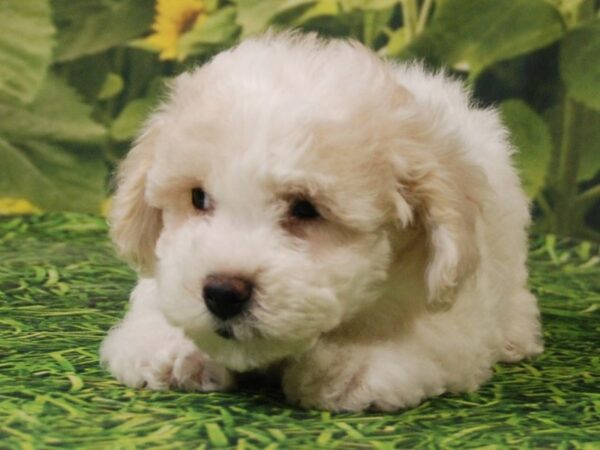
[185, 325, 319, 372]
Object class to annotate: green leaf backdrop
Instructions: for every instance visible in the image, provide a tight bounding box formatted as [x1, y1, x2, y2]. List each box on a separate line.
[0, 0, 55, 103]
[0, 0, 599, 240]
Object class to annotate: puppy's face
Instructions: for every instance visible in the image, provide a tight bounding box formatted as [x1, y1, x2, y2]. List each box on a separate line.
[111, 36, 483, 372]
[145, 84, 399, 371]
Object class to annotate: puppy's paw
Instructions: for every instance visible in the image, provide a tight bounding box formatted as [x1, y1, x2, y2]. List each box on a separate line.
[169, 347, 235, 391]
[100, 317, 234, 392]
[500, 291, 544, 363]
[282, 345, 432, 412]
[501, 337, 544, 363]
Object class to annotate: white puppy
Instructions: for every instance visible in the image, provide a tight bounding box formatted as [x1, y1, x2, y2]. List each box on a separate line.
[100, 32, 543, 411]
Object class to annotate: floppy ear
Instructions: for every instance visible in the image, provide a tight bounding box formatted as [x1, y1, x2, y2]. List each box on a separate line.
[109, 124, 163, 275]
[394, 151, 485, 306]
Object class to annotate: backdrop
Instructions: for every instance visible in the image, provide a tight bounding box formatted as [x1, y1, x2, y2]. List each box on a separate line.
[0, 0, 599, 241]
[1, 2, 599, 449]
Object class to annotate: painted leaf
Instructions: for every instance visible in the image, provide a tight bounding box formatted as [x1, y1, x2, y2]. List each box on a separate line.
[234, 0, 289, 36]
[403, 0, 565, 76]
[110, 98, 157, 142]
[379, 27, 408, 56]
[52, 0, 154, 62]
[178, 7, 240, 58]
[291, 0, 339, 25]
[234, 0, 319, 36]
[575, 107, 600, 182]
[0, 0, 55, 103]
[0, 138, 107, 213]
[500, 99, 553, 198]
[0, 76, 107, 212]
[0, 76, 106, 144]
[560, 19, 600, 111]
[351, 0, 398, 10]
[97, 73, 124, 100]
[545, 103, 600, 183]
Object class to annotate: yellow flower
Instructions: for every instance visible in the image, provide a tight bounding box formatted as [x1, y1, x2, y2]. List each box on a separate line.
[101, 197, 112, 217]
[0, 198, 41, 215]
[144, 0, 206, 60]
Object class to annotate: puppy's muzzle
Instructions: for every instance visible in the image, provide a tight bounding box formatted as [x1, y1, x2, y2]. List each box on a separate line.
[203, 274, 253, 321]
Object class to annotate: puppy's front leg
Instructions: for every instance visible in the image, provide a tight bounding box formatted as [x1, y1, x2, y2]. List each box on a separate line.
[100, 279, 234, 391]
[282, 336, 485, 412]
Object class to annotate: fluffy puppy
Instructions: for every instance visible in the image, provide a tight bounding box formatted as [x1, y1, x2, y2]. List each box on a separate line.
[100, 32, 543, 411]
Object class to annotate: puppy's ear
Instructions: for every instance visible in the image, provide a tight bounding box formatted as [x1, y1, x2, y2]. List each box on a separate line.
[109, 123, 163, 275]
[393, 151, 485, 306]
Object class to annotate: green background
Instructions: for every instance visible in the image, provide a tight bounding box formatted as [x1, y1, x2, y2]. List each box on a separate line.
[0, 0, 599, 239]
[1, 214, 598, 448]
[1, 1, 599, 448]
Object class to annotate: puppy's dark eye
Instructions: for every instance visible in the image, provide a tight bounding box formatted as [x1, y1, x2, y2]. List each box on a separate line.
[290, 199, 320, 220]
[192, 187, 210, 210]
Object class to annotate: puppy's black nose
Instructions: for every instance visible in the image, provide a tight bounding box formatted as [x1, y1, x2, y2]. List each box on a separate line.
[203, 274, 253, 320]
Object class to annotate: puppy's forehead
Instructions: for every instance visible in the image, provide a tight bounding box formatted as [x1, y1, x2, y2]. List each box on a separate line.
[153, 100, 389, 200]
[150, 40, 401, 209]
[153, 105, 313, 182]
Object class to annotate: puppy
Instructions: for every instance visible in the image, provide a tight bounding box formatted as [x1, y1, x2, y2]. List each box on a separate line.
[100, 32, 543, 411]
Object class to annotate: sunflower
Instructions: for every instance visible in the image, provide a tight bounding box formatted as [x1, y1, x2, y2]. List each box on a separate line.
[144, 0, 207, 60]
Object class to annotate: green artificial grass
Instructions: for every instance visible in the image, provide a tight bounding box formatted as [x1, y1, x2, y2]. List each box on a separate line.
[0, 214, 598, 449]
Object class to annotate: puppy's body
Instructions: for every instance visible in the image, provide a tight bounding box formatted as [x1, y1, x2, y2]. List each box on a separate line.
[101, 33, 543, 411]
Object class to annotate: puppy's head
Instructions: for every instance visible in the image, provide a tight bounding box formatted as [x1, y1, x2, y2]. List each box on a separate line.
[110, 33, 485, 371]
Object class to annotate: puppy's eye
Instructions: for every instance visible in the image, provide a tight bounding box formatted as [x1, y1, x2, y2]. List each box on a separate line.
[191, 187, 211, 211]
[290, 199, 320, 220]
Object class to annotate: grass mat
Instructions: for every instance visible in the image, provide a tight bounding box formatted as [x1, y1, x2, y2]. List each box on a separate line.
[0, 214, 598, 449]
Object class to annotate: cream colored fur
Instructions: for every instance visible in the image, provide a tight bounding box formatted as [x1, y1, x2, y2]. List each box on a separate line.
[100, 32, 543, 411]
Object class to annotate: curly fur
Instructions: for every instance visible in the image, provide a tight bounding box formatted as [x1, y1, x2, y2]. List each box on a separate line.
[100, 32, 543, 411]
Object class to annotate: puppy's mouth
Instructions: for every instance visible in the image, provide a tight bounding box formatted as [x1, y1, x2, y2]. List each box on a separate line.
[215, 325, 235, 340]
[213, 319, 262, 342]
